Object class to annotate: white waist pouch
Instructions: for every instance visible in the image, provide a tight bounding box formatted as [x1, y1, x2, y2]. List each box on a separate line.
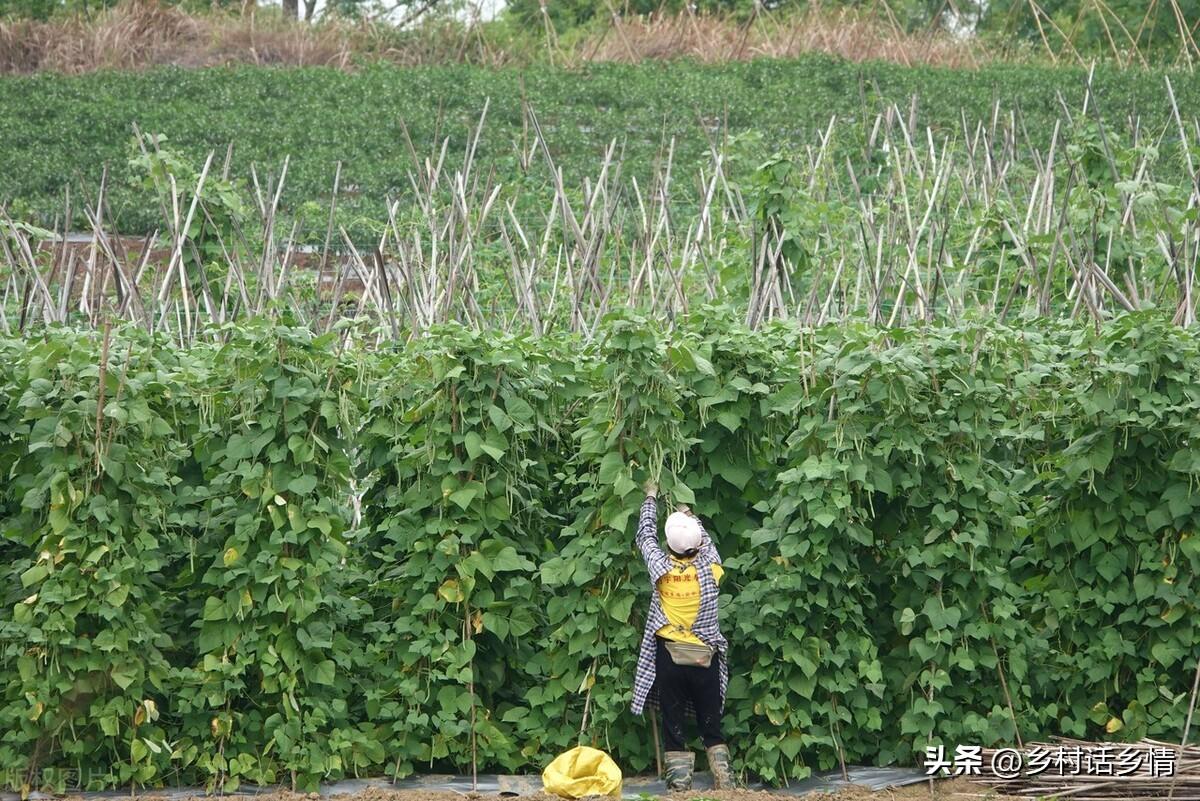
[664, 641, 714, 668]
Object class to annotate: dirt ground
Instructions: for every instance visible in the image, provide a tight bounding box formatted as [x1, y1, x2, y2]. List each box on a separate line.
[343, 778, 1019, 801]
[47, 778, 1018, 801]
[229, 778, 1016, 801]
[775, 777, 1019, 800]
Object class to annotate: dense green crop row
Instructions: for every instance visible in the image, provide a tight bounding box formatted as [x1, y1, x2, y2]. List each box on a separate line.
[0, 312, 1198, 791]
[1, 56, 1198, 233]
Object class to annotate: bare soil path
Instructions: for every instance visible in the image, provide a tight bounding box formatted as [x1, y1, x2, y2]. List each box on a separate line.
[46, 778, 1017, 801]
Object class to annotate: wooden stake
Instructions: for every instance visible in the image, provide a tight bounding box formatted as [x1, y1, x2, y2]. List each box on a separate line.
[650, 705, 663, 779]
[1169, 657, 1200, 800]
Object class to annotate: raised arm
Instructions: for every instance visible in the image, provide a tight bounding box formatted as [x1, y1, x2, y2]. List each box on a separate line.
[680, 504, 721, 565]
[636, 490, 672, 582]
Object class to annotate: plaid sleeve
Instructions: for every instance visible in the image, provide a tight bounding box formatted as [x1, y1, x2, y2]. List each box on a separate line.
[635, 495, 671, 582]
[695, 516, 722, 566]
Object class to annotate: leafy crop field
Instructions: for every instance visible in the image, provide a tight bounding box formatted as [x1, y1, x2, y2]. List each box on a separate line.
[2, 12, 1200, 794]
[2, 56, 1199, 232]
[0, 314, 1197, 790]
[5, 83, 1200, 337]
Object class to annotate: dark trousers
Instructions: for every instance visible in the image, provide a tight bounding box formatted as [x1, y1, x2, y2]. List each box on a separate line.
[655, 636, 724, 751]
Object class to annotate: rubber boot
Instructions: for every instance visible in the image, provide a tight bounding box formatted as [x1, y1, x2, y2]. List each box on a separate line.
[707, 744, 735, 789]
[664, 750, 695, 791]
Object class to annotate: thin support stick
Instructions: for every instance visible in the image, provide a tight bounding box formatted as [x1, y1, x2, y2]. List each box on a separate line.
[579, 660, 596, 741]
[650, 705, 663, 779]
[1167, 656, 1200, 800]
[466, 600, 478, 793]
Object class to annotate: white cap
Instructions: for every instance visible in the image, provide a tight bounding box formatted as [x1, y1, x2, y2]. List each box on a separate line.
[665, 512, 702, 554]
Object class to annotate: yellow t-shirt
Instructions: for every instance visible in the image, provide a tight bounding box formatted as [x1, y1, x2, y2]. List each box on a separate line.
[655, 556, 724, 645]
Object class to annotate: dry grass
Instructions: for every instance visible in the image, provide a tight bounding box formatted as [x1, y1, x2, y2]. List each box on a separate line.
[3, 0, 1194, 76]
[577, 7, 990, 69]
[0, 2, 359, 73]
[0, 0, 996, 75]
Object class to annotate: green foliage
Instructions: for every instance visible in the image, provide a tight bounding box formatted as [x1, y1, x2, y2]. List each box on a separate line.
[0, 0, 244, 20]
[504, 0, 756, 33]
[0, 313, 1199, 788]
[1023, 317, 1200, 740]
[127, 135, 257, 307]
[975, 0, 1200, 57]
[0, 0, 114, 20]
[168, 323, 364, 790]
[357, 327, 582, 777]
[725, 325, 885, 782]
[0, 330, 188, 789]
[2, 57, 1198, 235]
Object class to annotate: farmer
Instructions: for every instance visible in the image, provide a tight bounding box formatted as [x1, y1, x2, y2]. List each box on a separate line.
[631, 481, 733, 791]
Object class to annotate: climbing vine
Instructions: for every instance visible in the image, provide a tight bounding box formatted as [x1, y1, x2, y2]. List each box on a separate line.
[0, 313, 1198, 790]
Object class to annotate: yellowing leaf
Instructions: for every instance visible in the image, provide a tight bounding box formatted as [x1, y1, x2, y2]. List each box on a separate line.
[223, 547, 239, 567]
[142, 699, 158, 722]
[1106, 716, 1124, 733]
[437, 579, 463, 604]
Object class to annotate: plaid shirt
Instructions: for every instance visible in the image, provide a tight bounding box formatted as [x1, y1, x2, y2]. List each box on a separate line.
[631, 495, 728, 716]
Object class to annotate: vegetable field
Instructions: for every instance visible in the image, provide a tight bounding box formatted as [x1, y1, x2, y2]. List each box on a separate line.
[0, 313, 1197, 791]
[3, 4, 1200, 792]
[3, 56, 1200, 233]
[4, 80, 1200, 335]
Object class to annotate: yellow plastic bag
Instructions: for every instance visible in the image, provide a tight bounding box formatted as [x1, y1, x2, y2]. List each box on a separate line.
[542, 745, 623, 799]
